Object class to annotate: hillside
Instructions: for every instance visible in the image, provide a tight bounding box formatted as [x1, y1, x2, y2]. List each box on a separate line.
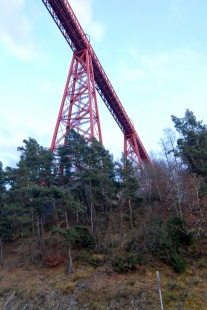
[1, 218, 207, 310]
[1, 110, 207, 309]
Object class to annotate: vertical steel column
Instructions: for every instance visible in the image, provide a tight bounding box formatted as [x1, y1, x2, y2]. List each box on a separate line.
[51, 47, 103, 151]
[124, 133, 141, 166]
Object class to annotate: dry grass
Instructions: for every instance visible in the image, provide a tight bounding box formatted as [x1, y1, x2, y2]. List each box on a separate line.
[1, 235, 207, 309]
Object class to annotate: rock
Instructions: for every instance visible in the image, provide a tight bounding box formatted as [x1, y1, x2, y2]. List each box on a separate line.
[4, 291, 16, 309]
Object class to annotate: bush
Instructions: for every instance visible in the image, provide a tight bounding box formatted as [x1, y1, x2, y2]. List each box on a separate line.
[74, 225, 96, 250]
[74, 250, 90, 262]
[44, 254, 65, 267]
[88, 255, 102, 267]
[112, 256, 127, 273]
[168, 216, 194, 247]
[126, 253, 139, 269]
[171, 254, 186, 273]
[151, 239, 174, 265]
[125, 237, 136, 252]
[112, 253, 138, 273]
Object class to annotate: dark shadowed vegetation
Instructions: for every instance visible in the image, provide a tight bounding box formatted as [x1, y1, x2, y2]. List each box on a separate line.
[1, 111, 207, 308]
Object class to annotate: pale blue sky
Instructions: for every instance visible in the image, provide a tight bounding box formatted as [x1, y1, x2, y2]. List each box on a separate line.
[0, 0, 207, 167]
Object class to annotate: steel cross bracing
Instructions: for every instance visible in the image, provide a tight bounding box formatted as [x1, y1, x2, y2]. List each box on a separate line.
[42, 0, 151, 164]
[51, 48, 102, 150]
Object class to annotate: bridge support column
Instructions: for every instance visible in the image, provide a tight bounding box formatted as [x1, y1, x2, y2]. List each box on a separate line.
[51, 48, 102, 151]
[124, 133, 141, 166]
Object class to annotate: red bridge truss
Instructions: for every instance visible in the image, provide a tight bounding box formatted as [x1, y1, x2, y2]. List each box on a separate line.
[42, 0, 151, 165]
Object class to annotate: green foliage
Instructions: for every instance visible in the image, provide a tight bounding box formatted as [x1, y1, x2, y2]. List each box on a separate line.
[198, 257, 207, 269]
[198, 180, 207, 197]
[0, 162, 5, 194]
[128, 215, 192, 273]
[0, 205, 12, 239]
[74, 250, 91, 262]
[95, 237, 120, 255]
[52, 227, 80, 248]
[1, 131, 203, 275]
[74, 225, 96, 249]
[148, 216, 191, 272]
[171, 109, 207, 183]
[115, 156, 139, 201]
[167, 216, 194, 248]
[115, 155, 140, 229]
[151, 238, 174, 265]
[126, 253, 139, 268]
[6, 138, 55, 188]
[112, 253, 138, 273]
[171, 253, 186, 273]
[88, 255, 102, 267]
[112, 256, 128, 273]
[0, 162, 8, 239]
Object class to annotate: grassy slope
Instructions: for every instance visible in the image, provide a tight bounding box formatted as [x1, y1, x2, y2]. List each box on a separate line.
[1, 232, 207, 310]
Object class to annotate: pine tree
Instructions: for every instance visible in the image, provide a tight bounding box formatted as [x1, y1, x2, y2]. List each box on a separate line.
[115, 156, 140, 231]
[172, 110, 207, 179]
[58, 130, 116, 237]
[172, 110, 207, 197]
[8, 138, 55, 188]
[0, 162, 6, 266]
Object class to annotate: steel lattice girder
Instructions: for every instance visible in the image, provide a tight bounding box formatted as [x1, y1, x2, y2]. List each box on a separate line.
[124, 133, 142, 167]
[51, 48, 102, 151]
[42, 0, 151, 164]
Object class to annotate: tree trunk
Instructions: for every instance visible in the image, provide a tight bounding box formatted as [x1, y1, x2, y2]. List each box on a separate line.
[21, 224, 24, 240]
[193, 175, 206, 236]
[90, 201, 94, 233]
[31, 208, 35, 262]
[40, 217, 46, 256]
[31, 242, 35, 262]
[0, 235, 3, 266]
[54, 202, 59, 226]
[64, 207, 73, 275]
[129, 199, 133, 230]
[152, 164, 162, 201]
[89, 181, 97, 239]
[66, 247, 73, 275]
[36, 215, 41, 245]
[119, 199, 124, 236]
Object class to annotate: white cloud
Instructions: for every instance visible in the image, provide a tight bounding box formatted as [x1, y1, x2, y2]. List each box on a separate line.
[0, 0, 104, 60]
[69, 0, 104, 41]
[0, 0, 36, 61]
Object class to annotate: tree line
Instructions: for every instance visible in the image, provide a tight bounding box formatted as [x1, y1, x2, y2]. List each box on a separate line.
[0, 109, 207, 274]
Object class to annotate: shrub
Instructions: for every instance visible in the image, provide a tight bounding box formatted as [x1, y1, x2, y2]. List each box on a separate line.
[88, 255, 102, 267]
[74, 250, 90, 262]
[126, 253, 139, 270]
[74, 225, 96, 249]
[44, 254, 65, 267]
[112, 256, 127, 273]
[168, 216, 194, 247]
[171, 254, 186, 273]
[112, 253, 138, 273]
[125, 237, 136, 252]
[151, 239, 174, 265]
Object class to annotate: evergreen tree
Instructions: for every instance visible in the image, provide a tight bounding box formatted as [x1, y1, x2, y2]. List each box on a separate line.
[58, 130, 116, 237]
[115, 156, 140, 230]
[172, 110, 207, 180]
[172, 110, 207, 196]
[0, 162, 6, 266]
[6, 138, 55, 189]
